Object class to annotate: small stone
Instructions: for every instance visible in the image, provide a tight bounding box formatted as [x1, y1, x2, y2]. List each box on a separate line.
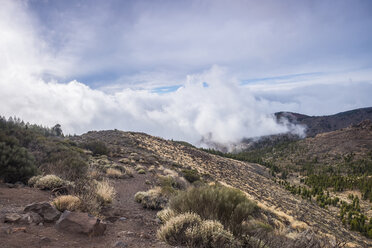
[40, 236, 51, 244]
[119, 217, 127, 221]
[4, 213, 22, 223]
[113, 241, 128, 248]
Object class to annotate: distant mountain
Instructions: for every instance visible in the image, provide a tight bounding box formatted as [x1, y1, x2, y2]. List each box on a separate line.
[275, 107, 372, 137]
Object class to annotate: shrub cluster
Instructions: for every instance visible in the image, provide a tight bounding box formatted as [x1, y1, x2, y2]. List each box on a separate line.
[135, 187, 168, 210]
[157, 212, 237, 248]
[169, 184, 258, 237]
[82, 140, 109, 156]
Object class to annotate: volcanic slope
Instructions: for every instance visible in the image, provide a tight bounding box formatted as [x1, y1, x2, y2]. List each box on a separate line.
[79, 130, 371, 247]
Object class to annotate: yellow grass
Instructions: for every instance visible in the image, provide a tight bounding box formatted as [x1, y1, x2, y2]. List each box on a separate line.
[106, 168, 122, 178]
[95, 180, 115, 205]
[52, 195, 81, 211]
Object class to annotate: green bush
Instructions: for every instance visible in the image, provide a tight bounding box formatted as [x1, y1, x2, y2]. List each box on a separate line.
[82, 141, 109, 156]
[0, 142, 37, 183]
[181, 169, 200, 183]
[169, 184, 258, 236]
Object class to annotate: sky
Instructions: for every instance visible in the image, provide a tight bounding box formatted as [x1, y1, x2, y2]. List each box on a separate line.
[1, 0, 372, 146]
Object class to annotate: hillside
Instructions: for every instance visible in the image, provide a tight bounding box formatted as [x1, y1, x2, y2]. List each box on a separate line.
[275, 107, 372, 137]
[0, 117, 371, 247]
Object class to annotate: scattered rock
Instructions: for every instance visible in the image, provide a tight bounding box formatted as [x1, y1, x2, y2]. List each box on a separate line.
[20, 212, 43, 225]
[24, 202, 61, 223]
[113, 241, 128, 248]
[40, 236, 51, 244]
[4, 213, 22, 223]
[56, 211, 107, 236]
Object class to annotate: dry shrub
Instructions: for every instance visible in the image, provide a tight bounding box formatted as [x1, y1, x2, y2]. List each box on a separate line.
[134, 187, 168, 209]
[87, 168, 102, 180]
[28, 175, 42, 187]
[106, 168, 122, 178]
[186, 220, 237, 248]
[124, 167, 134, 177]
[157, 212, 237, 248]
[157, 212, 202, 245]
[135, 165, 145, 171]
[95, 180, 115, 205]
[157, 208, 176, 223]
[34, 174, 71, 190]
[52, 195, 81, 211]
[148, 165, 156, 173]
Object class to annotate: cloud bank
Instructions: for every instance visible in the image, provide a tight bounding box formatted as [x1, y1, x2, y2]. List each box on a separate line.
[1, 0, 372, 147]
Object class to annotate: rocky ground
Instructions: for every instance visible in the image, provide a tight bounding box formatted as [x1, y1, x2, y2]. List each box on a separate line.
[0, 173, 171, 248]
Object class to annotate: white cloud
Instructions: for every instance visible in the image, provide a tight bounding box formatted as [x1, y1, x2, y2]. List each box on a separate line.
[1, 0, 372, 148]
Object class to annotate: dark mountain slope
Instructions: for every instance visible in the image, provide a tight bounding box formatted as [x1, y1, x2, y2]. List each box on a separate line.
[276, 107, 372, 137]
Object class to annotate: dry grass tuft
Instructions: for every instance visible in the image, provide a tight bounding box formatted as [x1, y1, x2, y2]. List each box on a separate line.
[106, 168, 122, 178]
[52, 195, 81, 212]
[95, 180, 115, 205]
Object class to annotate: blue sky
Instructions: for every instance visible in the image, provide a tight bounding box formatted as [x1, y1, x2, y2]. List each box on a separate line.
[1, 0, 372, 145]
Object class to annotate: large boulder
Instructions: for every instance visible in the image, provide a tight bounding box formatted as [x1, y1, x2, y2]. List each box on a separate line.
[56, 211, 106, 236]
[24, 202, 61, 222]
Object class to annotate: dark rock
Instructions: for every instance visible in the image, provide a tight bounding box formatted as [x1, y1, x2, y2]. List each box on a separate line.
[14, 182, 25, 188]
[113, 241, 128, 248]
[4, 213, 22, 223]
[20, 212, 43, 225]
[5, 183, 15, 188]
[56, 211, 107, 236]
[40, 236, 51, 244]
[24, 202, 61, 222]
